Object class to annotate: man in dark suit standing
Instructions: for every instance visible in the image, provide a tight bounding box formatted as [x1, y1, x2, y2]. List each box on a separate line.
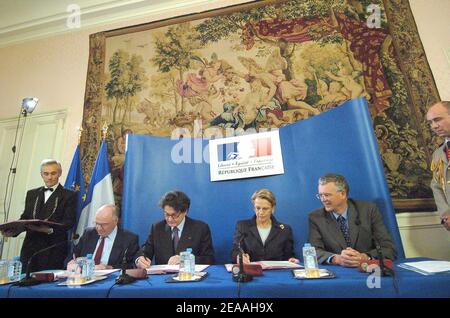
[308, 173, 396, 266]
[67, 204, 139, 269]
[135, 191, 215, 267]
[1, 159, 76, 272]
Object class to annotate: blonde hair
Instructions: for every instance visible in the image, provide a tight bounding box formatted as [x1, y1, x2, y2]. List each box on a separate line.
[251, 188, 276, 207]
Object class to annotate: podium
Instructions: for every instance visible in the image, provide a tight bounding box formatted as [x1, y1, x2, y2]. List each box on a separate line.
[0, 219, 64, 236]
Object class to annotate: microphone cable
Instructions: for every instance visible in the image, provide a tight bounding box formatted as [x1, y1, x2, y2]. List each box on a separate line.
[106, 280, 119, 298]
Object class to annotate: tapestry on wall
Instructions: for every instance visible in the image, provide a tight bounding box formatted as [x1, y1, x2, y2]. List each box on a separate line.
[80, 0, 440, 211]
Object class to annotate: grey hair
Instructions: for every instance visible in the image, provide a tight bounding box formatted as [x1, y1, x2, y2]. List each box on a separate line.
[98, 204, 120, 221]
[318, 173, 349, 195]
[429, 101, 450, 113]
[40, 159, 62, 173]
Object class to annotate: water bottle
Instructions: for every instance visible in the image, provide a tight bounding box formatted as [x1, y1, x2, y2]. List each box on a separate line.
[75, 257, 87, 282]
[186, 247, 196, 277]
[0, 260, 9, 284]
[302, 243, 319, 278]
[8, 256, 22, 282]
[85, 254, 95, 280]
[178, 250, 192, 281]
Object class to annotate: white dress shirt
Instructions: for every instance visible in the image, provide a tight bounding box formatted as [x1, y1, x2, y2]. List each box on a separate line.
[93, 226, 118, 264]
[44, 184, 59, 203]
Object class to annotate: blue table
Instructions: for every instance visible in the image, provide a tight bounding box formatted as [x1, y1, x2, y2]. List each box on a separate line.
[1, 258, 449, 298]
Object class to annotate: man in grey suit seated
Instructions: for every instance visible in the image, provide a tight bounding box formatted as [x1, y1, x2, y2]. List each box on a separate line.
[308, 173, 397, 267]
[67, 204, 139, 270]
[135, 190, 215, 267]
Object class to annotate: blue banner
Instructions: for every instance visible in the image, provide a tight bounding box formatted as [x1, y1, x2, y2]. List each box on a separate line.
[122, 98, 404, 264]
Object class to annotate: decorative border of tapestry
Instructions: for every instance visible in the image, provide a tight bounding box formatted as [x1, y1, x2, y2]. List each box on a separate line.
[80, 0, 440, 211]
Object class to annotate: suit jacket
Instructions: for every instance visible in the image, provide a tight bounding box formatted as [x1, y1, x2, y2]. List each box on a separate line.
[231, 215, 295, 263]
[430, 143, 450, 214]
[19, 184, 76, 272]
[308, 199, 397, 264]
[72, 227, 139, 269]
[135, 216, 215, 265]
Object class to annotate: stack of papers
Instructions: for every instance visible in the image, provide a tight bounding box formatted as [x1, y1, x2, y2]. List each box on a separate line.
[225, 261, 302, 272]
[398, 261, 450, 275]
[146, 264, 210, 275]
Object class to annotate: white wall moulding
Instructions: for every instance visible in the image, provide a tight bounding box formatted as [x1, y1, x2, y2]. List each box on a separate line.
[396, 212, 450, 261]
[0, 0, 254, 47]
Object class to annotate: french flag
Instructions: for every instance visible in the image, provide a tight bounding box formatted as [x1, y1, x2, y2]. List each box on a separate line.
[76, 140, 115, 235]
[217, 137, 272, 161]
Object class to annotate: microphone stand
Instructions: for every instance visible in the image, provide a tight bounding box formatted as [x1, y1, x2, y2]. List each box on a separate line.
[1, 108, 29, 259]
[233, 236, 252, 283]
[116, 248, 136, 285]
[374, 240, 399, 295]
[16, 233, 78, 286]
[375, 242, 394, 277]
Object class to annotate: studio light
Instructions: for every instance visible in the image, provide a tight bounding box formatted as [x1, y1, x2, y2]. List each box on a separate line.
[0, 96, 39, 259]
[21, 97, 39, 115]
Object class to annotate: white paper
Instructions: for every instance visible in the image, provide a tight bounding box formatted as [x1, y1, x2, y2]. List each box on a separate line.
[224, 261, 302, 272]
[399, 261, 450, 274]
[147, 264, 210, 274]
[94, 269, 121, 276]
[258, 261, 302, 268]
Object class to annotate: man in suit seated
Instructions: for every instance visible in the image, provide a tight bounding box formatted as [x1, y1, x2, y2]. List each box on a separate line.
[67, 204, 139, 269]
[308, 173, 397, 267]
[135, 190, 215, 267]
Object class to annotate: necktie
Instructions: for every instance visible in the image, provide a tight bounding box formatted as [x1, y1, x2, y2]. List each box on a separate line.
[94, 237, 105, 265]
[172, 227, 179, 253]
[446, 141, 450, 161]
[337, 215, 351, 247]
[44, 187, 53, 192]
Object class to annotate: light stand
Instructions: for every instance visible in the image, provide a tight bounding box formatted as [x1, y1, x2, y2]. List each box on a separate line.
[0, 97, 38, 259]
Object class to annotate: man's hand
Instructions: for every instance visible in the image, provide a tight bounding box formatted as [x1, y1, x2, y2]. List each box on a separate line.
[136, 256, 151, 269]
[288, 257, 300, 263]
[334, 248, 367, 267]
[67, 259, 77, 271]
[168, 255, 180, 265]
[95, 264, 113, 270]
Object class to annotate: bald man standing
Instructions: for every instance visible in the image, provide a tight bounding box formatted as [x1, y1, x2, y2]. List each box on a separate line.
[68, 204, 139, 269]
[426, 101, 450, 225]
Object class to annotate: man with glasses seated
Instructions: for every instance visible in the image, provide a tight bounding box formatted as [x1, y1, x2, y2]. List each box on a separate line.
[308, 173, 396, 267]
[134, 191, 215, 267]
[67, 204, 139, 270]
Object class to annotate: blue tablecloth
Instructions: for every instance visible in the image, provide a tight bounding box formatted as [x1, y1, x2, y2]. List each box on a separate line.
[1, 258, 449, 298]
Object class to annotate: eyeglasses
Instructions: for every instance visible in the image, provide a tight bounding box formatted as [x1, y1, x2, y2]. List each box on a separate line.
[95, 223, 109, 229]
[164, 211, 182, 220]
[316, 193, 333, 200]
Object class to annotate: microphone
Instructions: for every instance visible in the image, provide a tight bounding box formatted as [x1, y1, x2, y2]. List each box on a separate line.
[373, 237, 395, 277]
[374, 240, 394, 277]
[17, 233, 79, 286]
[232, 233, 252, 283]
[116, 247, 136, 285]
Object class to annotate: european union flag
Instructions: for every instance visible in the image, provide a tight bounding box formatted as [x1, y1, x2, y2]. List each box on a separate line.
[64, 144, 87, 238]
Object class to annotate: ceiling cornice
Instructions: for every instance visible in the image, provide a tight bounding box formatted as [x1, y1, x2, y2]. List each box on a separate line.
[0, 0, 253, 48]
